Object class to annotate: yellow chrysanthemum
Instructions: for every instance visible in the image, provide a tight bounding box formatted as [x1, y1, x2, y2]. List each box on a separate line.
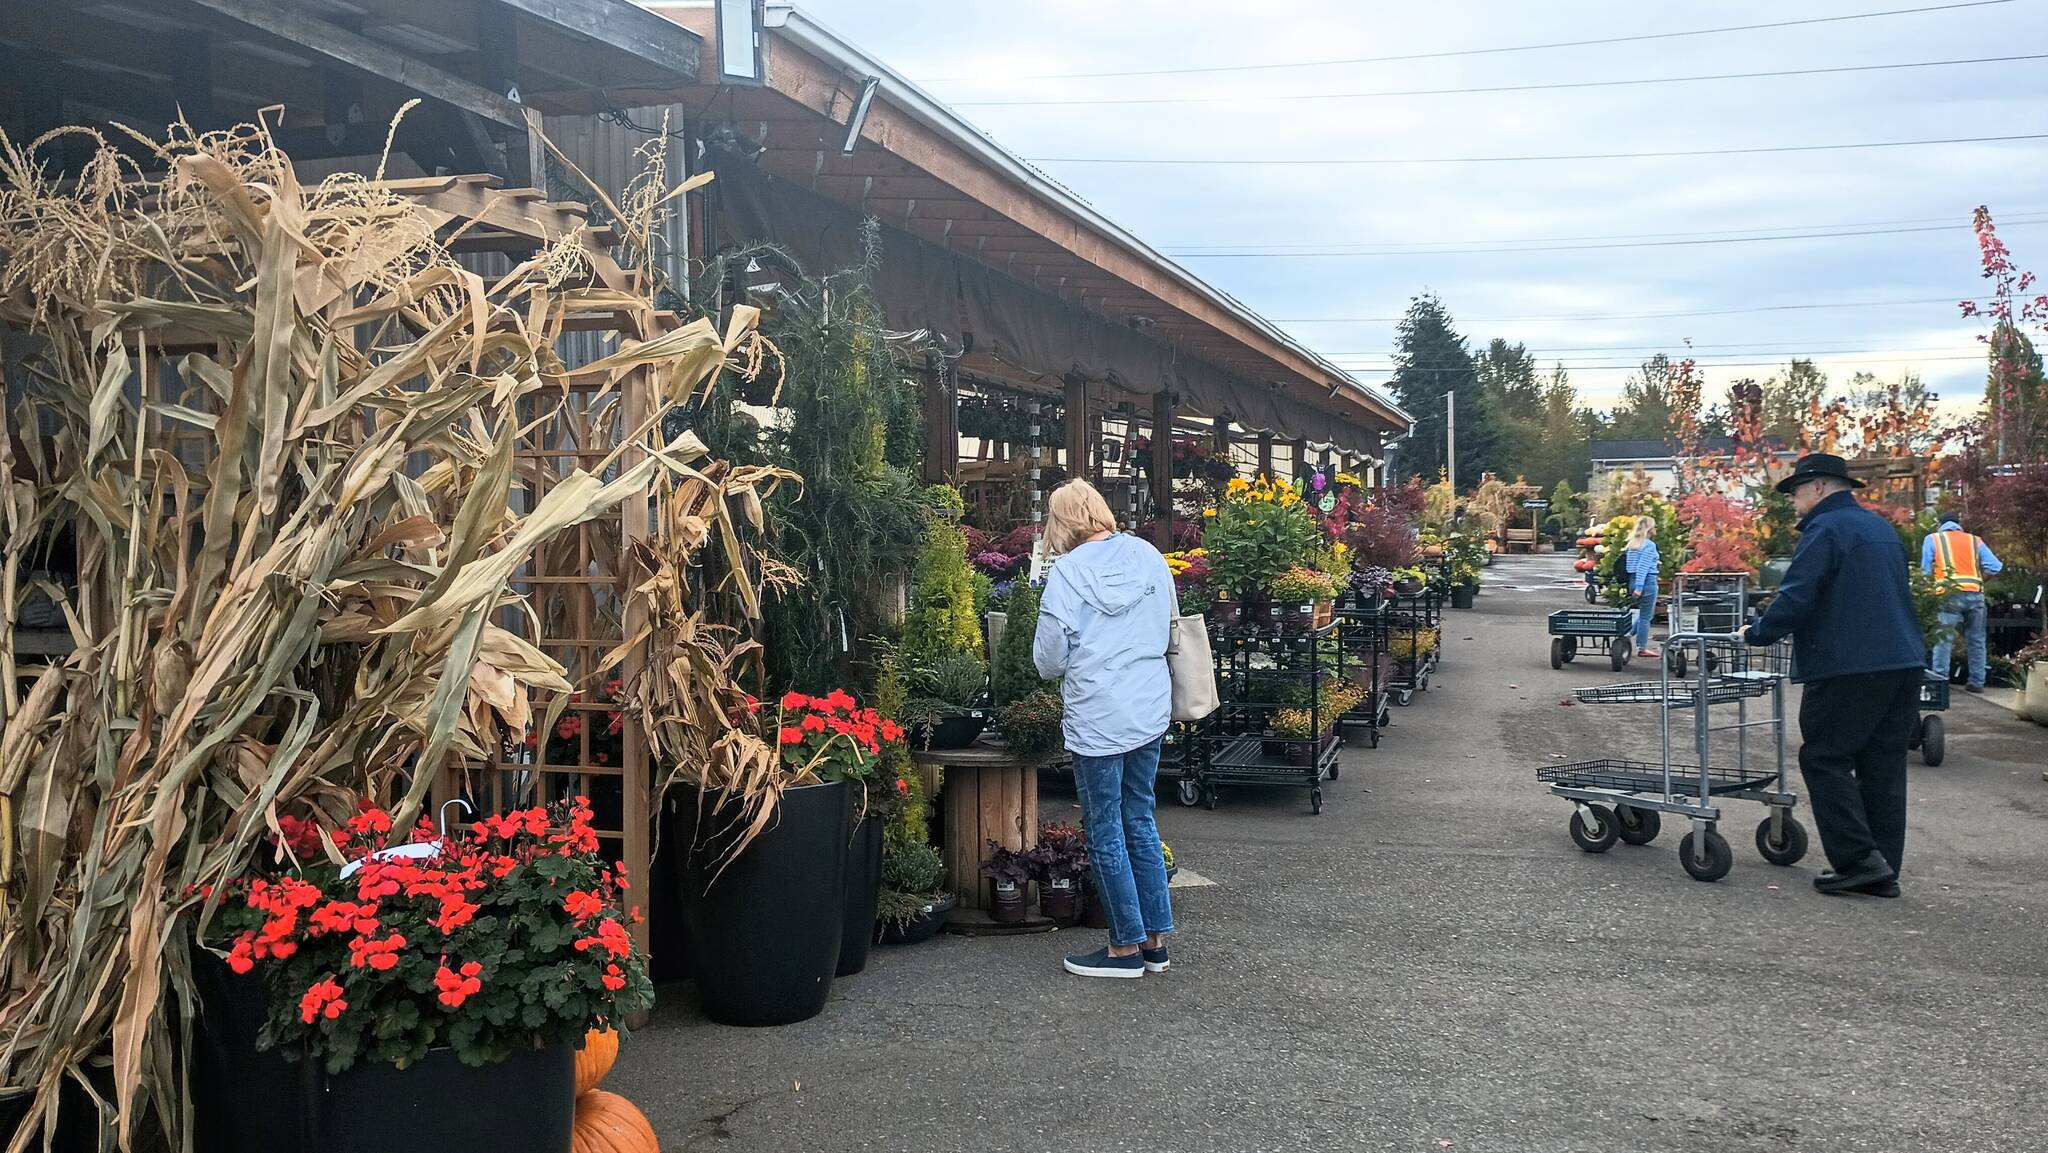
[1203, 508, 1217, 518]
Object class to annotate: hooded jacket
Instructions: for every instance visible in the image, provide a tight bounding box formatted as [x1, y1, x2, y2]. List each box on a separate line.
[1032, 533, 1173, 756]
[1745, 489, 1924, 683]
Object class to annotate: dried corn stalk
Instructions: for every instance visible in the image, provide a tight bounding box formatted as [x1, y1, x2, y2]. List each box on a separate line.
[0, 120, 776, 1151]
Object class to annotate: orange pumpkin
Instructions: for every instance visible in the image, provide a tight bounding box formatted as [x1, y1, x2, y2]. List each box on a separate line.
[575, 1028, 620, 1096]
[571, 1090, 657, 1153]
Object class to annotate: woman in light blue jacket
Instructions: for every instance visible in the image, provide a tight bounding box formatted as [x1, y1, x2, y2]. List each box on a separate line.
[1033, 480, 1176, 979]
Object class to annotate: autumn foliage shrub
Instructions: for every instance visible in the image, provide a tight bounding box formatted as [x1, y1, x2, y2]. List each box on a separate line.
[1675, 493, 1762, 575]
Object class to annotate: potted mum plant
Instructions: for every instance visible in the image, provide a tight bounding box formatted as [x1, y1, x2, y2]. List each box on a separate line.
[208, 797, 652, 1152]
[1269, 564, 1340, 633]
[979, 841, 1033, 924]
[1269, 684, 1366, 765]
[1202, 475, 1321, 611]
[1030, 822, 1091, 921]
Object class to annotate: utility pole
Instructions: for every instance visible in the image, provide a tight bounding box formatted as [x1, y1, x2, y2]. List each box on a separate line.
[1446, 389, 1457, 494]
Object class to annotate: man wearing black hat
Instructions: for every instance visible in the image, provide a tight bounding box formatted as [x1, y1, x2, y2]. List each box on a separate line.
[1744, 453, 1926, 897]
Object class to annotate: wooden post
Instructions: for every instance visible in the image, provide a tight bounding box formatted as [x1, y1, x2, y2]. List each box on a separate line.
[1211, 412, 1232, 478]
[922, 356, 957, 484]
[1290, 438, 1308, 483]
[1062, 373, 1088, 481]
[1256, 432, 1274, 479]
[1152, 391, 1176, 550]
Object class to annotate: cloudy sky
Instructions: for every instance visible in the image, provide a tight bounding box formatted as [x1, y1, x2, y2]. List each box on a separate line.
[787, 0, 2048, 415]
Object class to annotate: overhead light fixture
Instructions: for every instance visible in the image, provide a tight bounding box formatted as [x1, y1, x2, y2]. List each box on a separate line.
[842, 77, 881, 156]
[717, 0, 766, 86]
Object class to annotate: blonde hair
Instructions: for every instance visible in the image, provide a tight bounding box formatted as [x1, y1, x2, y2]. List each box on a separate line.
[1045, 480, 1118, 555]
[1627, 516, 1653, 549]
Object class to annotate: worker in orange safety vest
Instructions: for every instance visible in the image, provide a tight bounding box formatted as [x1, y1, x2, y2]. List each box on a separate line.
[1921, 518, 2003, 692]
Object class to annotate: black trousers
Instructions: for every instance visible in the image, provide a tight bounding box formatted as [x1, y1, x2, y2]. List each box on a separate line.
[1796, 668, 1921, 873]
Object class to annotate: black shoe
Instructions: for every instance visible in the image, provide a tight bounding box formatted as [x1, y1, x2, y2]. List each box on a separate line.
[1964, 684, 1984, 694]
[1814, 852, 1895, 895]
[1851, 878, 1901, 898]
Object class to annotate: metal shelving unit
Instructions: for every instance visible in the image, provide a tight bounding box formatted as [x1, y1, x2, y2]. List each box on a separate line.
[1179, 616, 1344, 814]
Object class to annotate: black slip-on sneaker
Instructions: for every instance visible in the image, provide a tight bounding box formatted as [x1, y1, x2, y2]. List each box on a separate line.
[1064, 947, 1145, 979]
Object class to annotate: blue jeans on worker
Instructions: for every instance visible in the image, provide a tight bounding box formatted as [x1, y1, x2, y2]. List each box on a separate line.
[1071, 736, 1174, 948]
[1930, 590, 1988, 688]
[1634, 584, 1657, 650]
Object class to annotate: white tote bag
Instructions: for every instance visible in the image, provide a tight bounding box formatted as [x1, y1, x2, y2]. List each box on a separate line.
[1167, 614, 1220, 722]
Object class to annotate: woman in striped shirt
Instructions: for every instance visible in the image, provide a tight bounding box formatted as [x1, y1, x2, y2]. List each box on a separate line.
[1625, 516, 1661, 658]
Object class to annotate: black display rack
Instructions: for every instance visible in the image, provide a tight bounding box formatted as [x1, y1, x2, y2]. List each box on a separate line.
[1383, 590, 1442, 705]
[1334, 598, 1391, 746]
[1178, 615, 1344, 814]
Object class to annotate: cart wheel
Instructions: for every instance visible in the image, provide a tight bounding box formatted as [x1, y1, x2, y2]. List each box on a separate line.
[1919, 715, 1946, 767]
[1668, 650, 1688, 679]
[1551, 637, 1565, 670]
[1202, 784, 1218, 811]
[1392, 689, 1414, 706]
[1563, 639, 1577, 663]
[1568, 805, 1619, 853]
[1678, 828, 1734, 882]
[1327, 762, 1341, 780]
[1176, 777, 1202, 807]
[1614, 804, 1661, 846]
[1754, 813, 1809, 866]
[1368, 726, 1381, 748]
[1310, 786, 1324, 814]
[1584, 584, 1598, 604]
[1417, 671, 1431, 692]
[1608, 638, 1627, 672]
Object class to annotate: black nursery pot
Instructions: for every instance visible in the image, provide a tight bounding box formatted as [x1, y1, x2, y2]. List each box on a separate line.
[988, 881, 1027, 924]
[313, 1043, 573, 1153]
[838, 810, 883, 977]
[191, 947, 308, 1152]
[876, 894, 955, 946]
[671, 779, 851, 1027]
[1450, 584, 1477, 609]
[1041, 879, 1078, 921]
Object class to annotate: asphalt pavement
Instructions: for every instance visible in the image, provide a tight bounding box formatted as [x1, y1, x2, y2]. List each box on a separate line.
[611, 552, 2048, 1153]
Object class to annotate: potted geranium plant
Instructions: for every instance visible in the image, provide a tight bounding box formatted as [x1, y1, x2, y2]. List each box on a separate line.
[1030, 822, 1091, 921]
[208, 797, 652, 1152]
[979, 841, 1033, 923]
[664, 686, 903, 1026]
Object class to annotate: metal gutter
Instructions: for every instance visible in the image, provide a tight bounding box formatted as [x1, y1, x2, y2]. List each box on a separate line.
[762, 3, 1411, 432]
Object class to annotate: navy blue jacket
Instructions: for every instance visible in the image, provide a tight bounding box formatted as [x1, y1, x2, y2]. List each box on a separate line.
[1745, 490, 1924, 683]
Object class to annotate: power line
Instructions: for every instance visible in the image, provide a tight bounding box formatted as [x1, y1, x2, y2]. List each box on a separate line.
[1166, 209, 2048, 252]
[1333, 353, 1986, 371]
[1270, 296, 1980, 324]
[920, 1, 2015, 82]
[1335, 341, 1986, 354]
[1165, 218, 2046, 258]
[951, 53, 2045, 108]
[1027, 133, 2048, 167]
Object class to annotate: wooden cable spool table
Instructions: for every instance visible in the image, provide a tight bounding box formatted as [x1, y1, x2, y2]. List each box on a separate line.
[912, 736, 1070, 934]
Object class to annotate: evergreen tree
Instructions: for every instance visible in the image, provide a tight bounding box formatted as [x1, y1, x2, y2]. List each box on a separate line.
[1390, 294, 1498, 483]
[1476, 338, 1542, 480]
[1531, 364, 1590, 489]
[1986, 323, 2048, 461]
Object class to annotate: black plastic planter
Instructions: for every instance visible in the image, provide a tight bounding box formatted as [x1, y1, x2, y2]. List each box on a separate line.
[838, 810, 883, 977]
[876, 894, 955, 946]
[672, 779, 850, 1027]
[313, 1043, 573, 1153]
[919, 709, 989, 750]
[1450, 584, 1477, 609]
[191, 947, 308, 1151]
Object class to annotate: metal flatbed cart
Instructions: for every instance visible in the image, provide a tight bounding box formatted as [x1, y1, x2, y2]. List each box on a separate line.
[1911, 672, 1949, 766]
[1547, 606, 1636, 671]
[1533, 577, 1810, 882]
[1183, 617, 1343, 813]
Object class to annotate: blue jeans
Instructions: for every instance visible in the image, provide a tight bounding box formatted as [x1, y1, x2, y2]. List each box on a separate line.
[1634, 584, 1657, 650]
[1072, 737, 1174, 948]
[1930, 590, 1988, 688]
